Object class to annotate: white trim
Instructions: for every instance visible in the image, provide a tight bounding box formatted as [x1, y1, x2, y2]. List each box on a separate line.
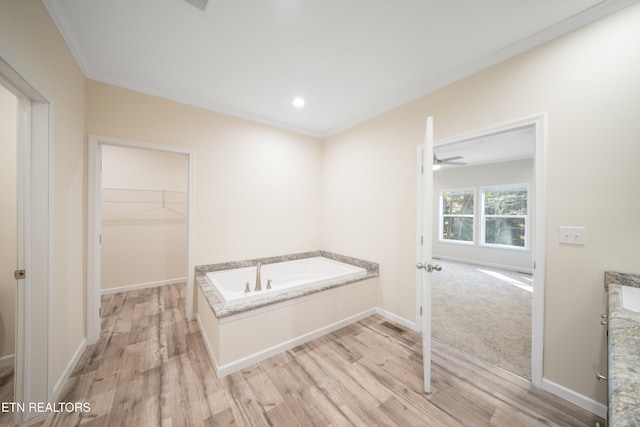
[374, 307, 418, 332]
[186, 150, 196, 321]
[101, 278, 187, 295]
[14, 96, 29, 421]
[531, 114, 547, 388]
[45, 100, 55, 405]
[542, 378, 607, 419]
[213, 309, 376, 378]
[433, 255, 534, 275]
[41, 0, 92, 78]
[52, 338, 87, 401]
[414, 145, 424, 333]
[86, 137, 101, 344]
[87, 135, 196, 345]
[0, 354, 15, 368]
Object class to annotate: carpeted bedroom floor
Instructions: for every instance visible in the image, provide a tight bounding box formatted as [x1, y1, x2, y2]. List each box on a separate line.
[431, 259, 532, 380]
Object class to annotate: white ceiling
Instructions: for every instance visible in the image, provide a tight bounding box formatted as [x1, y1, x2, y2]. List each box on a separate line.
[434, 125, 535, 168]
[43, 0, 634, 138]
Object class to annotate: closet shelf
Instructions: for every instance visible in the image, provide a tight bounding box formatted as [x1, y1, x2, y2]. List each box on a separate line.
[101, 187, 187, 225]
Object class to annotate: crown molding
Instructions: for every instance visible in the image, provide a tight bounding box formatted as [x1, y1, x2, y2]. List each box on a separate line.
[323, 0, 638, 138]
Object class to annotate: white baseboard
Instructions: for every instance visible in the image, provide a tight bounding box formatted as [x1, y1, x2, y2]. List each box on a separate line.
[53, 338, 87, 400]
[433, 255, 533, 275]
[195, 303, 606, 420]
[542, 378, 607, 419]
[101, 277, 186, 295]
[209, 308, 376, 378]
[0, 353, 14, 368]
[375, 307, 419, 332]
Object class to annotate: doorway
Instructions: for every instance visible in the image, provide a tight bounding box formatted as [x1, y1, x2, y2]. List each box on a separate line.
[417, 115, 545, 388]
[87, 135, 195, 345]
[432, 125, 535, 379]
[100, 145, 188, 294]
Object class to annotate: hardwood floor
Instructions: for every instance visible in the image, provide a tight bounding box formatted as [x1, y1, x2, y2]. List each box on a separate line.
[15, 283, 603, 426]
[0, 365, 14, 426]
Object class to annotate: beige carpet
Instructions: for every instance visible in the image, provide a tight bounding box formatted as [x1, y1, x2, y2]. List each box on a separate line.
[431, 259, 532, 379]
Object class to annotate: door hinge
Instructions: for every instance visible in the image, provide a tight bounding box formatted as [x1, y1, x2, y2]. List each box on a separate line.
[14, 269, 26, 280]
[420, 236, 423, 245]
[420, 306, 423, 315]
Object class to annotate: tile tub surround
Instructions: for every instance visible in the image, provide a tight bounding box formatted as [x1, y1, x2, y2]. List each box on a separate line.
[607, 271, 640, 426]
[196, 251, 379, 318]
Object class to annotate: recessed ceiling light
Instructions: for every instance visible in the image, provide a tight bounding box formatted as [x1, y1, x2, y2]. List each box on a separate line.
[292, 97, 305, 108]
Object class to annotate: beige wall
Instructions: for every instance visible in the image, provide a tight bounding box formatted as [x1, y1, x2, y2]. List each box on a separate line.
[433, 159, 534, 270]
[0, 84, 17, 362]
[0, 0, 86, 387]
[101, 146, 188, 289]
[85, 81, 323, 265]
[323, 3, 640, 404]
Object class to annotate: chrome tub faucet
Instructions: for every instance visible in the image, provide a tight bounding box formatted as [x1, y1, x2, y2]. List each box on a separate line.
[255, 262, 262, 291]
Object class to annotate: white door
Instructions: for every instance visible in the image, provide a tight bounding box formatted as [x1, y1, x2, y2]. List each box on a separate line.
[417, 116, 440, 394]
[1, 58, 52, 421]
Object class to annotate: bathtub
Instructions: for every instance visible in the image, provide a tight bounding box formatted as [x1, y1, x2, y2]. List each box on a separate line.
[205, 256, 367, 305]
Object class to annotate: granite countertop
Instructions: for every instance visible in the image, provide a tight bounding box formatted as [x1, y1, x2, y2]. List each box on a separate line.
[195, 251, 379, 319]
[606, 271, 640, 426]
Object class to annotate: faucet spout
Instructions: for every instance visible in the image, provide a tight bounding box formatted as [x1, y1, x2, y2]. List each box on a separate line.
[255, 262, 262, 291]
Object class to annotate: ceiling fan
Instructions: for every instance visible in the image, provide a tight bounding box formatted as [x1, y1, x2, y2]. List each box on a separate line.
[433, 154, 466, 169]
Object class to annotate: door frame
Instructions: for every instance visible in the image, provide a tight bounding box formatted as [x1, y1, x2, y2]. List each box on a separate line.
[416, 114, 546, 387]
[87, 135, 196, 344]
[0, 52, 52, 423]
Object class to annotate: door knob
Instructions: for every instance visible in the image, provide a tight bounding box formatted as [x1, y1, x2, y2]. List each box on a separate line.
[416, 263, 442, 273]
[595, 372, 607, 381]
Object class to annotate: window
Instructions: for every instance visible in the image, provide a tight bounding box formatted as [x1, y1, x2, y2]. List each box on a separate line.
[481, 185, 528, 248]
[439, 189, 474, 243]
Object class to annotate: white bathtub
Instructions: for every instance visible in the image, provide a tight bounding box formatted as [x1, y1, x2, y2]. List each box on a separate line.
[205, 256, 368, 304]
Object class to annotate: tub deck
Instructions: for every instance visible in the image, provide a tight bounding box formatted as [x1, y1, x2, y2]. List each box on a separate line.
[195, 251, 378, 318]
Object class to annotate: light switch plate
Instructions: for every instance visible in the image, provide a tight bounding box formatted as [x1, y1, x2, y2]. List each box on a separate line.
[559, 226, 586, 245]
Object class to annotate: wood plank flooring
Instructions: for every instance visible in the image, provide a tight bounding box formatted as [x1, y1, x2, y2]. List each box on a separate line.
[15, 283, 603, 426]
[1, 365, 14, 426]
